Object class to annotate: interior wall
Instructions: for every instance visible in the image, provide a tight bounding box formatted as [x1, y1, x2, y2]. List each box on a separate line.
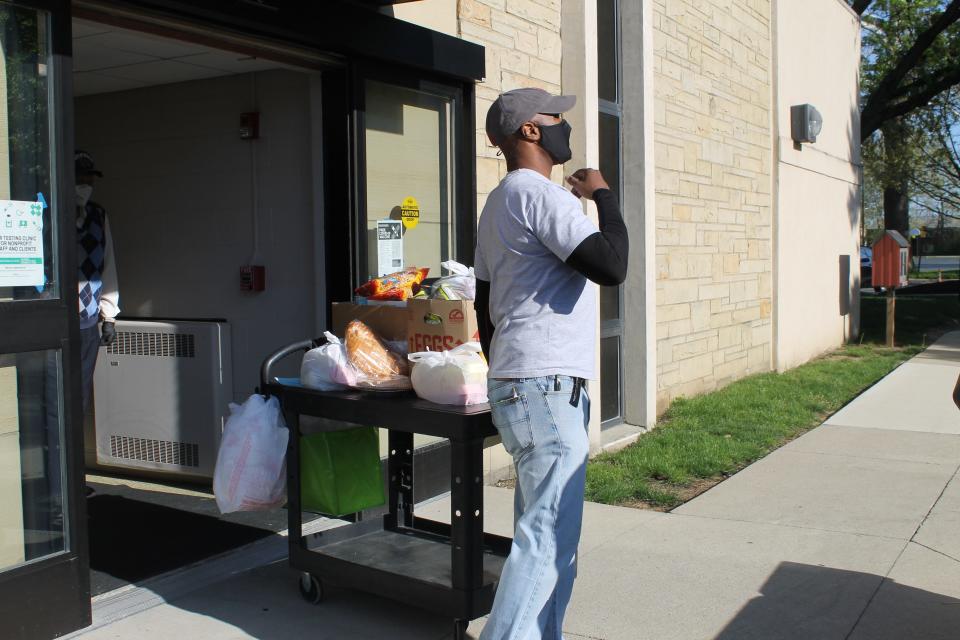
[75, 69, 320, 400]
[774, 0, 861, 371]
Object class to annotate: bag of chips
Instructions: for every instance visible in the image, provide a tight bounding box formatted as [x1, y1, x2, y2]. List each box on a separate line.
[355, 267, 430, 301]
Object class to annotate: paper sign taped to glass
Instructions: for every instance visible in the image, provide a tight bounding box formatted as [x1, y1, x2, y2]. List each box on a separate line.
[377, 219, 403, 277]
[0, 200, 44, 287]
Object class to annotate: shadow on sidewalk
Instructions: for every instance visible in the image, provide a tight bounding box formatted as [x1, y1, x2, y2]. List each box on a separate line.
[133, 556, 453, 640]
[715, 561, 960, 640]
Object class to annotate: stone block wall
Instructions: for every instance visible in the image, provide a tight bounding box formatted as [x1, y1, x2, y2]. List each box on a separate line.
[652, 0, 774, 413]
[456, 0, 564, 213]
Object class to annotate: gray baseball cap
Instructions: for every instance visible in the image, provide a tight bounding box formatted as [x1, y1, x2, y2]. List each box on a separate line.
[485, 88, 576, 145]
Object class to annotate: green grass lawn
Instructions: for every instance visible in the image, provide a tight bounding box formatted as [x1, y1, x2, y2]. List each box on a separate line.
[909, 270, 959, 280]
[585, 295, 960, 510]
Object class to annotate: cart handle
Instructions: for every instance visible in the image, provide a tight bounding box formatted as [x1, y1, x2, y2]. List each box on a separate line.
[260, 338, 320, 389]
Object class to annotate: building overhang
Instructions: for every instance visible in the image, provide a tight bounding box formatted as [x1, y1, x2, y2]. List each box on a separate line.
[73, 0, 485, 82]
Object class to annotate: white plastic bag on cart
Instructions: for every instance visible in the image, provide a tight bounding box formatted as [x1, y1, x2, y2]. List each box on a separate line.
[430, 260, 476, 300]
[301, 332, 357, 390]
[407, 342, 488, 405]
[213, 394, 288, 513]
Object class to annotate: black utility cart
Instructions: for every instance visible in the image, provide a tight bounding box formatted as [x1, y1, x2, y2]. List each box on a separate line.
[261, 341, 512, 639]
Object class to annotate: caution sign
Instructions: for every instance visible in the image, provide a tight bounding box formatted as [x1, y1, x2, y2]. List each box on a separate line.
[400, 196, 420, 230]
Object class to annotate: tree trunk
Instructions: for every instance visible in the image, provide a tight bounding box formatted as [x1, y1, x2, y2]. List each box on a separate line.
[883, 184, 909, 236]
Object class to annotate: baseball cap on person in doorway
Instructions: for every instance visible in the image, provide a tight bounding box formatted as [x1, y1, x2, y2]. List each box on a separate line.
[75, 150, 103, 178]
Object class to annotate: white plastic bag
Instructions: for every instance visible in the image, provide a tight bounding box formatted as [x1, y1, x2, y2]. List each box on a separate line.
[408, 342, 488, 405]
[213, 394, 288, 513]
[301, 332, 357, 390]
[430, 260, 476, 301]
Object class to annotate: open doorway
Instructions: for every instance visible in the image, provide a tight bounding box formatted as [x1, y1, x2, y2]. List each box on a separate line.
[71, 16, 331, 596]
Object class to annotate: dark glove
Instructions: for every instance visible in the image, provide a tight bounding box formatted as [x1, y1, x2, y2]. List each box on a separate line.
[100, 321, 117, 346]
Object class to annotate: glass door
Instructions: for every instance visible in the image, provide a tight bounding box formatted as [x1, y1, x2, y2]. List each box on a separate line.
[0, 1, 89, 638]
[352, 65, 473, 287]
[351, 66, 476, 472]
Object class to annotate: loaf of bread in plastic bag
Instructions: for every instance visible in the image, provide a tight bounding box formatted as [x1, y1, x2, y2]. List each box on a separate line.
[345, 320, 410, 382]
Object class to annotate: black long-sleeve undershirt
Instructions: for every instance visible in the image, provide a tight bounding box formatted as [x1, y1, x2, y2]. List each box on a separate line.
[474, 188, 629, 362]
[475, 278, 494, 363]
[565, 188, 629, 286]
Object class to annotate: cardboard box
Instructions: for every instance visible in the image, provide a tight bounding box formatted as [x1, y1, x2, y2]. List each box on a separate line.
[407, 299, 479, 353]
[331, 302, 408, 342]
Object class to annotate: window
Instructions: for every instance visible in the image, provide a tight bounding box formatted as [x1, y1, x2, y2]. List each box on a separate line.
[597, 0, 623, 426]
[0, 4, 58, 302]
[362, 79, 457, 282]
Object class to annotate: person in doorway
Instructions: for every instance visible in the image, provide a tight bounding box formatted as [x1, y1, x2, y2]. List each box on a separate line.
[74, 150, 119, 407]
[473, 88, 629, 639]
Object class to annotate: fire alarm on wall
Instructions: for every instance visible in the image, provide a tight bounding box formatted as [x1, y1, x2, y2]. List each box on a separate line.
[240, 265, 265, 291]
[240, 112, 260, 139]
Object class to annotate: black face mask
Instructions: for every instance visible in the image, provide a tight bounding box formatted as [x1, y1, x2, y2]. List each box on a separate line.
[537, 120, 573, 165]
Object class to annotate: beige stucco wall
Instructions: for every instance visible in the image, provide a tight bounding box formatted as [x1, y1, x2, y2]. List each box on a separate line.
[773, 0, 861, 371]
[652, 0, 774, 413]
[385, 1, 458, 36]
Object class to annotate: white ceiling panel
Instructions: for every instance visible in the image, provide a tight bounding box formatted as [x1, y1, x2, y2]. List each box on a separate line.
[72, 18, 305, 96]
[181, 51, 289, 74]
[73, 36, 155, 72]
[93, 59, 226, 85]
[73, 72, 150, 97]
[72, 18, 111, 39]
[83, 29, 209, 59]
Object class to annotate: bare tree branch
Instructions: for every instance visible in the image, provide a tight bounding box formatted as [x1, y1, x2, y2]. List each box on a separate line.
[861, 0, 960, 138]
[863, 63, 960, 136]
[890, 63, 960, 100]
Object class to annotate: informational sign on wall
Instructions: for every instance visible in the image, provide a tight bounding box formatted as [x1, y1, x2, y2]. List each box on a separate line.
[0, 200, 44, 287]
[400, 196, 420, 230]
[377, 219, 403, 276]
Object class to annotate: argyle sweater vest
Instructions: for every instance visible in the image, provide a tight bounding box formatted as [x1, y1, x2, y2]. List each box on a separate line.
[78, 203, 106, 329]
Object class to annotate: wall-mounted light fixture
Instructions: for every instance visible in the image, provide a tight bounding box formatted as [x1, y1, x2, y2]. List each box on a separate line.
[790, 104, 823, 144]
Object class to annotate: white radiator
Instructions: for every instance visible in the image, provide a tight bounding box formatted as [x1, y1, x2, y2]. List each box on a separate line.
[93, 319, 232, 478]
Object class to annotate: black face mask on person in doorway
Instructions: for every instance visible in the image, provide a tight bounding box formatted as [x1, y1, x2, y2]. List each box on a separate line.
[537, 120, 573, 165]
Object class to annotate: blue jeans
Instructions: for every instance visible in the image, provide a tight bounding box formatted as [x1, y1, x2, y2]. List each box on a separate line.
[481, 376, 591, 640]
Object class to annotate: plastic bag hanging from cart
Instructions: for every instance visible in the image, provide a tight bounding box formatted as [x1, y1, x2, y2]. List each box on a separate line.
[213, 394, 288, 513]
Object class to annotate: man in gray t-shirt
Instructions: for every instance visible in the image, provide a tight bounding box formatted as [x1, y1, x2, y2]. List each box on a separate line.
[475, 167, 597, 379]
[474, 88, 628, 640]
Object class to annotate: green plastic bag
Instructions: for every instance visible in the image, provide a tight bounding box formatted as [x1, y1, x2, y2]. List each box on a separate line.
[300, 427, 385, 517]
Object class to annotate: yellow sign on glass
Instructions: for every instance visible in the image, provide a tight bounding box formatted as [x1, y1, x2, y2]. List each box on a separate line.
[400, 196, 420, 230]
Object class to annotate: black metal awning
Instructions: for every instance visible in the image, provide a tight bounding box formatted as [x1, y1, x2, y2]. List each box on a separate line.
[353, 0, 422, 5]
[74, 0, 486, 82]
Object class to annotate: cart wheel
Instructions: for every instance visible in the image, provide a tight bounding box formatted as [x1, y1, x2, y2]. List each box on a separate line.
[453, 618, 469, 640]
[298, 573, 324, 604]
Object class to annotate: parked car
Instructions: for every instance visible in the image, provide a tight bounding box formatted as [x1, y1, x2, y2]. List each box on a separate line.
[860, 246, 873, 286]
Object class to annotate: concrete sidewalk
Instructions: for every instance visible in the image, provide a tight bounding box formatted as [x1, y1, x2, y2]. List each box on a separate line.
[72, 333, 960, 640]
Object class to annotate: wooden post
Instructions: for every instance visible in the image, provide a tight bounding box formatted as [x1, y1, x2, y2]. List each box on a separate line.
[885, 288, 896, 348]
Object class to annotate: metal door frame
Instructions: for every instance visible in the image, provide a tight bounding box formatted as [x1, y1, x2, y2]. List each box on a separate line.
[0, 1, 90, 637]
